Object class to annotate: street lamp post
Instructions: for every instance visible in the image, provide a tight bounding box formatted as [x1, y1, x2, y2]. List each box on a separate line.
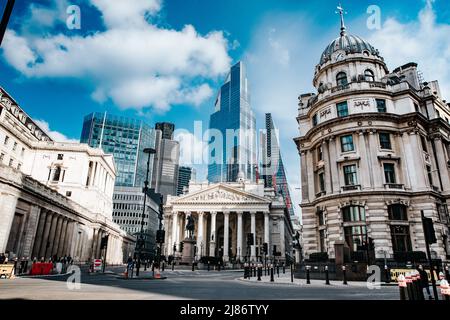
[0, 0, 15, 46]
[135, 147, 156, 277]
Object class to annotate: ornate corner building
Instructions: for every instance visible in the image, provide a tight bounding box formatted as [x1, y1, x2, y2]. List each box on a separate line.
[294, 18, 450, 265]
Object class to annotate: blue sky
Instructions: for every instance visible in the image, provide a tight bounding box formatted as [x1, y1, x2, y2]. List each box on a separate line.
[2, 0, 450, 217]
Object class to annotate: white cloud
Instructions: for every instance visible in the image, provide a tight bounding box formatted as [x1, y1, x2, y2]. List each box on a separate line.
[34, 120, 79, 143]
[368, 0, 450, 99]
[2, 0, 231, 112]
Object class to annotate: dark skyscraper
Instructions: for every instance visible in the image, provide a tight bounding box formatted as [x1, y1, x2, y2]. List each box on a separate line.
[177, 166, 195, 196]
[207, 61, 257, 183]
[261, 113, 295, 219]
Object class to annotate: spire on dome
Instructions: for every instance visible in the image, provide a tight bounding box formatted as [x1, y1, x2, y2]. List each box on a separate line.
[336, 3, 347, 36]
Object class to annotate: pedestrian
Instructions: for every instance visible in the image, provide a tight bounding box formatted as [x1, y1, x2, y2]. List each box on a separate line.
[417, 265, 432, 300]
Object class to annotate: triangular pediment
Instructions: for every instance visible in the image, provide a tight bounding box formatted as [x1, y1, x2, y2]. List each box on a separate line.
[170, 184, 271, 204]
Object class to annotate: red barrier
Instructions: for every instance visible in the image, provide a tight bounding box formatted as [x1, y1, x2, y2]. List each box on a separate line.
[30, 263, 54, 275]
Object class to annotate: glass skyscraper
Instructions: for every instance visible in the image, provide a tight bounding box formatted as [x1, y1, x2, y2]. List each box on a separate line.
[261, 113, 295, 219]
[207, 61, 257, 183]
[80, 112, 156, 187]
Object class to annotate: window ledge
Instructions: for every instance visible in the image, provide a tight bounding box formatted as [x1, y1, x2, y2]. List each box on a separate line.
[384, 183, 404, 190]
[342, 185, 361, 192]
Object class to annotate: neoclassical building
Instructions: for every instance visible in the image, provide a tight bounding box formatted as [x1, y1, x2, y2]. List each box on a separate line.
[0, 86, 134, 264]
[294, 16, 450, 265]
[163, 176, 294, 263]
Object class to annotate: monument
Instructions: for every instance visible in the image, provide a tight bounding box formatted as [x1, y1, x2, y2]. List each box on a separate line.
[181, 214, 196, 265]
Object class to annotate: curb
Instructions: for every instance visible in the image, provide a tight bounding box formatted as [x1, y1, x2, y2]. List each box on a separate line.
[115, 276, 167, 280]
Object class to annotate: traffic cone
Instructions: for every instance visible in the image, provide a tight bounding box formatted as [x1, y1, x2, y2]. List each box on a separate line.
[124, 268, 128, 279]
[154, 268, 161, 279]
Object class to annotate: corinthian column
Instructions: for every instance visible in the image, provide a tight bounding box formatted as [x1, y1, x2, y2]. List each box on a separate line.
[209, 212, 217, 256]
[250, 211, 256, 261]
[196, 212, 204, 259]
[171, 212, 178, 253]
[223, 212, 230, 262]
[237, 211, 243, 261]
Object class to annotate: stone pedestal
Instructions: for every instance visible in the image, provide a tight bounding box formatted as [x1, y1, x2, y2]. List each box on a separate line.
[181, 238, 196, 265]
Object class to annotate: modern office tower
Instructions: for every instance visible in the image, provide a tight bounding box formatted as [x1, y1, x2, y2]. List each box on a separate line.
[260, 113, 296, 219]
[80, 112, 156, 187]
[177, 166, 196, 196]
[207, 61, 257, 183]
[151, 122, 180, 201]
[80, 112, 159, 245]
[112, 186, 160, 260]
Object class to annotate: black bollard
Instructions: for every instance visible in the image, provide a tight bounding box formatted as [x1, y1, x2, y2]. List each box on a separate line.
[306, 266, 311, 284]
[162, 263, 165, 272]
[257, 266, 261, 281]
[342, 266, 348, 285]
[270, 266, 274, 282]
[254, 265, 257, 277]
[208, 262, 210, 272]
[218, 262, 221, 272]
[244, 264, 248, 279]
[385, 265, 391, 284]
[172, 261, 174, 271]
[192, 261, 195, 272]
[277, 264, 280, 277]
[325, 266, 330, 285]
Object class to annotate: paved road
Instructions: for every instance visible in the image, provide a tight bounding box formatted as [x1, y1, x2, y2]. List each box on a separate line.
[0, 268, 399, 300]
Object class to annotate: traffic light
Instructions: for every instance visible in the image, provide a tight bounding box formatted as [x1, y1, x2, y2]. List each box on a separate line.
[100, 235, 109, 249]
[263, 243, 268, 254]
[422, 216, 437, 244]
[156, 230, 165, 244]
[247, 233, 254, 246]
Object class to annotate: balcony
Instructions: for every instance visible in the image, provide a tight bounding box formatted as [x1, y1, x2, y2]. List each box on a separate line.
[342, 185, 361, 192]
[384, 183, 404, 190]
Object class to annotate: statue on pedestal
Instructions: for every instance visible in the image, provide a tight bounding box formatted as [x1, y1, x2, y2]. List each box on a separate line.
[186, 214, 195, 240]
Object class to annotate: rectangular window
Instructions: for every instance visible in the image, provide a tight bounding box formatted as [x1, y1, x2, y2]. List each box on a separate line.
[12, 142, 17, 151]
[317, 146, 323, 161]
[342, 206, 366, 222]
[376, 99, 387, 112]
[319, 230, 326, 253]
[8, 159, 13, 167]
[336, 101, 348, 117]
[318, 210, 325, 226]
[318, 172, 325, 192]
[390, 225, 412, 253]
[57, 154, 64, 160]
[340, 135, 354, 152]
[312, 114, 318, 127]
[379, 132, 392, 149]
[388, 204, 408, 221]
[426, 165, 433, 187]
[384, 163, 396, 184]
[343, 165, 358, 186]
[420, 136, 428, 152]
[344, 225, 367, 252]
[0, 153, 4, 162]
[4, 136, 9, 145]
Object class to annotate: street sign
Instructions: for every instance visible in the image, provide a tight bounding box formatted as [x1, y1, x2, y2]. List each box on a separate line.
[93, 259, 102, 271]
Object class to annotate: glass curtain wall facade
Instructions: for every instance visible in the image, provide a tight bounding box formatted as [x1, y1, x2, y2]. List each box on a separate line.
[80, 112, 156, 187]
[207, 61, 257, 183]
[261, 113, 296, 219]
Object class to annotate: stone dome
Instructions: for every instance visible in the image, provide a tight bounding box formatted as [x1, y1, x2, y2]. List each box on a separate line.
[319, 34, 382, 66]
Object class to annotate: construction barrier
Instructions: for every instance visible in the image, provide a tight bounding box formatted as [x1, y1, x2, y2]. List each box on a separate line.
[0, 264, 15, 279]
[30, 263, 53, 275]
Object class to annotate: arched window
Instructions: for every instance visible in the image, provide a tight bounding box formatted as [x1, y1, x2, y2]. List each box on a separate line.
[336, 72, 348, 86]
[364, 69, 375, 82]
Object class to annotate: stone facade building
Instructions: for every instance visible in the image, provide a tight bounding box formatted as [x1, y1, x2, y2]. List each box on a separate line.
[294, 20, 450, 265]
[163, 175, 294, 264]
[0, 86, 134, 264]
